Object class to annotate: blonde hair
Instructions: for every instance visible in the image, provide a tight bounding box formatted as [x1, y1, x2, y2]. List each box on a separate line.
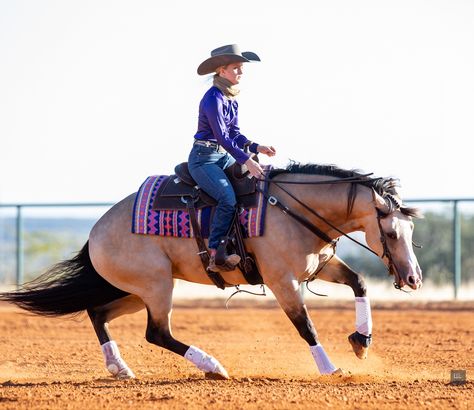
[215, 65, 228, 76]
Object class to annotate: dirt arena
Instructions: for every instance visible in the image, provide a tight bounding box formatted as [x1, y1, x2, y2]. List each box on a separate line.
[0, 299, 472, 409]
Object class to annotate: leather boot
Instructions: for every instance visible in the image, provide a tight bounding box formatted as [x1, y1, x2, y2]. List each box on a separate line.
[208, 253, 241, 272]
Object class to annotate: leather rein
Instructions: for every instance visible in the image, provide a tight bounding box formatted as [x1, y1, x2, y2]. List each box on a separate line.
[256, 175, 404, 290]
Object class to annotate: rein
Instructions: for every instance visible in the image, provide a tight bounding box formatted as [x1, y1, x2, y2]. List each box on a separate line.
[257, 174, 404, 290]
[260, 181, 379, 257]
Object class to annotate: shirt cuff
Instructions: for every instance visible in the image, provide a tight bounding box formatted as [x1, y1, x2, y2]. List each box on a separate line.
[249, 142, 259, 154]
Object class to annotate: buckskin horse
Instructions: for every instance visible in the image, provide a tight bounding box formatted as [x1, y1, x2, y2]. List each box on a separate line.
[0, 163, 422, 379]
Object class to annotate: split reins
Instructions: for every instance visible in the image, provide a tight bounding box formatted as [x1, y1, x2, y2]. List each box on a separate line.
[256, 173, 405, 291]
[256, 175, 382, 257]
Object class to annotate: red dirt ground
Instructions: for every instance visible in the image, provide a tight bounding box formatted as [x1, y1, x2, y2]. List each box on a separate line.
[0, 300, 473, 409]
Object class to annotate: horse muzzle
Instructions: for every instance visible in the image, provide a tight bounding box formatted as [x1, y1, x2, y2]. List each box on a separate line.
[392, 263, 423, 290]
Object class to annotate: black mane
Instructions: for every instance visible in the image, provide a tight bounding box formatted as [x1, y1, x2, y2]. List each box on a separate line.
[269, 162, 421, 218]
[270, 163, 367, 180]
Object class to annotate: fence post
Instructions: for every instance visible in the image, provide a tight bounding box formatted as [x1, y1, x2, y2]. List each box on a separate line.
[15, 205, 24, 289]
[453, 200, 461, 300]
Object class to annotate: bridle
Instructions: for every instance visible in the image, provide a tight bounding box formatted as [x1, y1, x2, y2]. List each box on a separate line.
[374, 194, 405, 291]
[256, 176, 408, 290]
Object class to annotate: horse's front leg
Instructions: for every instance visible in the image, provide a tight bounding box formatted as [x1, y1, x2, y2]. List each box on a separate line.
[266, 273, 343, 375]
[317, 255, 372, 359]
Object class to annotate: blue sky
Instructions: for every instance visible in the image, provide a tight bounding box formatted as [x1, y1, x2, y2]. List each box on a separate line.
[1, 0, 473, 204]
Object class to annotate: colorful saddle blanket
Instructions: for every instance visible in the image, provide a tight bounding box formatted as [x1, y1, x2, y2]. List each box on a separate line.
[132, 165, 272, 238]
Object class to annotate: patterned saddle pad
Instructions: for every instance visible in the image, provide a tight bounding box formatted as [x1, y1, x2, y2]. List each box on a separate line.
[131, 165, 272, 238]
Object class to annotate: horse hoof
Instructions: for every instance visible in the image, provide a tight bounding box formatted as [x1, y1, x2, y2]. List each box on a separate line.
[114, 368, 136, 380]
[332, 368, 347, 375]
[205, 371, 229, 380]
[107, 364, 135, 379]
[348, 331, 371, 360]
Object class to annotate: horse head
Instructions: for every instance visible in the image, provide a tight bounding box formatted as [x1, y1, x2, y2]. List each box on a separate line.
[364, 187, 423, 290]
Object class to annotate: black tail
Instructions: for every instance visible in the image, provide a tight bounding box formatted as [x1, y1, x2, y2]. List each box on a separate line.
[0, 241, 129, 317]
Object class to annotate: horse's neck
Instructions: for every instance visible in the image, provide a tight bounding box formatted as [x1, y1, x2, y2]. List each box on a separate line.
[278, 175, 375, 237]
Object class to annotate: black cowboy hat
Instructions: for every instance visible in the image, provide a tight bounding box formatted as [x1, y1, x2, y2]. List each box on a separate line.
[197, 44, 261, 75]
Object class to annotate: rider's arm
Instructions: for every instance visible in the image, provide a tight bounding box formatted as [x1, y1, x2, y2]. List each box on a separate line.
[202, 93, 251, 164]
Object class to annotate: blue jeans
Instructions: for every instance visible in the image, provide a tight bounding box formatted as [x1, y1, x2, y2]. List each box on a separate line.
[188, 144, 236, 250]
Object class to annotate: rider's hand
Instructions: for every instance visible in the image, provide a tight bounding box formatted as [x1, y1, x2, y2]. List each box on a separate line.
[244, 158, 264, 178]
[257, 145, 276, 157]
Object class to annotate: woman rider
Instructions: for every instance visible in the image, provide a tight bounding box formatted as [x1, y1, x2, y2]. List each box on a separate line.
[189, 44, 276, 272]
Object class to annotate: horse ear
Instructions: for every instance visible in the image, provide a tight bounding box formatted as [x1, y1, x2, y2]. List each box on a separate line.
[372, 191, 390, 214]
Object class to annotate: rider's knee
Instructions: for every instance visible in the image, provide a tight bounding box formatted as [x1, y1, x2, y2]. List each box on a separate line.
[218, 195, 236, 209]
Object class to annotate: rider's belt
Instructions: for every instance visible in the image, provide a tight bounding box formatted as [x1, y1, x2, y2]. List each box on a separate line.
[194, 139, 226, 153]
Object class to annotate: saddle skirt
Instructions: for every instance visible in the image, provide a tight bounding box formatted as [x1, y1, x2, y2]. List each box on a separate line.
[131, 165, 272, 238]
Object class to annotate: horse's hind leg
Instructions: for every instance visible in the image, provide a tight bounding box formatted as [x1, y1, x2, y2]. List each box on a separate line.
[316, 255, 372, 359]
[142, 270, 229, 380]
[88, 294, 145, 379]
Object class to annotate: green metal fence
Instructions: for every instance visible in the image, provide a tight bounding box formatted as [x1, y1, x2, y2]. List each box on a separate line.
[0, 202, 113, 289]
[406, 198, 474, 299]
[1, 198, 473, 298]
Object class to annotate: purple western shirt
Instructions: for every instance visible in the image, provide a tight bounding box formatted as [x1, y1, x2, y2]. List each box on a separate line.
[194, 86, 259, 164]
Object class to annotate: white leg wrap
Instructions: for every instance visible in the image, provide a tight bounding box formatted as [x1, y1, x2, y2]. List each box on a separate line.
[101, 341, 135, 379]
[310, 344, 337, 375]
[184, 345, 229, 378]
[355, 296, 373, 336]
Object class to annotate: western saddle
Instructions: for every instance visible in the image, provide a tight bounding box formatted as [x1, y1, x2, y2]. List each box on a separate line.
[152, 161, 263, 289]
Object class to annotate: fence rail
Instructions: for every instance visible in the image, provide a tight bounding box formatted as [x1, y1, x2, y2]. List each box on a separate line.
[0, 202, 113, 289]
[406, 198, 474, 299]
[1, 198, 474, 298]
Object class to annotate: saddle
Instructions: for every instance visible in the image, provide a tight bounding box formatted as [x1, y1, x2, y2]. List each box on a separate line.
[152, 162, 259, 211]
[152, 161, 263, 290]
